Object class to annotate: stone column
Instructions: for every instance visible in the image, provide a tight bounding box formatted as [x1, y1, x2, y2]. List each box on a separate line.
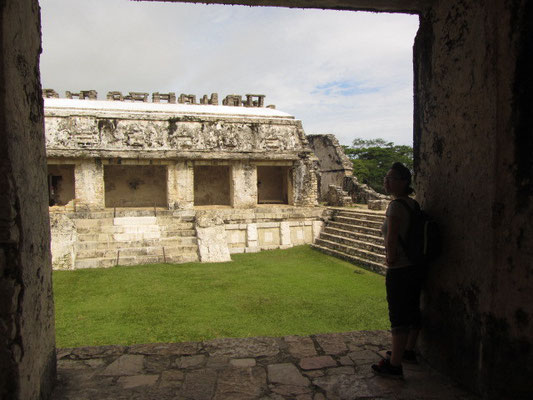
[312, 221, 323, 242]
[292, 155, 319, 207]
[231, 161, 257, 208]
[169, 161, 194, 209]
[246, 223, 259, 253]
[1, 1, 56, 398]
[74, 159, 105, 209]
[196, 213, 231, 262]
[280, 221, 291, 248]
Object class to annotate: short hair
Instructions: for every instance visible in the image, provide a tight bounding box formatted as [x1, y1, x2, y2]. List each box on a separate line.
[390, 162, 414, 195]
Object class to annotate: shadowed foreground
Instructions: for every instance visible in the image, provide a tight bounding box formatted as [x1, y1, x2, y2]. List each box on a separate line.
[53, 331, 478, 400]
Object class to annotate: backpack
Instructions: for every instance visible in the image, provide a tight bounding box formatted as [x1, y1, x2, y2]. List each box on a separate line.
[394, 199, 441, 265]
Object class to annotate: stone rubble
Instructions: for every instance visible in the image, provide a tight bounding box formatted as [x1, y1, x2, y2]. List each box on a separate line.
[52, 331, 479, 400]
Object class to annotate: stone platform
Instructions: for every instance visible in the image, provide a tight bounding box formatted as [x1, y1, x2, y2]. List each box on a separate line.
[52, 331, 478, 400]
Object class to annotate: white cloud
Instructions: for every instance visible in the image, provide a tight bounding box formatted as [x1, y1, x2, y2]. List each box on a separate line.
[39, 0, 419, 146]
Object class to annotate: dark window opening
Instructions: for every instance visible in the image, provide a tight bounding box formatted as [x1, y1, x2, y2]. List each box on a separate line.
[104, 165, 167, 207]
[194, 165, 231, 206]
[48, 164, 75, 206]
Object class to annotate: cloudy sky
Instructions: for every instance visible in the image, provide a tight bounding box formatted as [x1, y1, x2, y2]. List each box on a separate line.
[39, 0, 419, 146]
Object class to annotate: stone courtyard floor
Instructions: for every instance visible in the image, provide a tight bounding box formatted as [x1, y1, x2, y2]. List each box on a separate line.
[52, 330, 478, 400]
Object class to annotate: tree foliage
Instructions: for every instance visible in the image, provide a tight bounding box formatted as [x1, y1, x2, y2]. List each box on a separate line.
[343, 138, 413, 194]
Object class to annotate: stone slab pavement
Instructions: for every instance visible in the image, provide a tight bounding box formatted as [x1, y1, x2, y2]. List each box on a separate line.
[52, 330, 479, 400]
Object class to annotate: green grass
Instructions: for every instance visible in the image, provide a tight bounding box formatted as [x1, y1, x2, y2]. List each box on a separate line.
[53, 245, 388, 348]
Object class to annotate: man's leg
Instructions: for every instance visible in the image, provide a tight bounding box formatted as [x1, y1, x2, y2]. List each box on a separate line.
[406, 328, 419, 351]
[390, 330, 408, 366]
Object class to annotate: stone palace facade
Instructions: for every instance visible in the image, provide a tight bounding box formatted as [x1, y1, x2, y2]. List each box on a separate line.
[44, 90, 324, 269]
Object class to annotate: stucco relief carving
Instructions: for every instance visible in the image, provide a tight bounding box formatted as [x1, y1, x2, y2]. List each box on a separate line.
[168, 121, 200, 149]
[117, 121, 166, 148]
[46, 116, 99, 148]
[46, 116, 303, 152]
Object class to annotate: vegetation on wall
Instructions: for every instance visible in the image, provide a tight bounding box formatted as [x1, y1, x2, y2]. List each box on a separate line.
[344, 138, 413, 194]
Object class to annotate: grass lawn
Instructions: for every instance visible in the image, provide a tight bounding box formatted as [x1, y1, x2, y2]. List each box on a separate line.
[53, 245, 388, 348]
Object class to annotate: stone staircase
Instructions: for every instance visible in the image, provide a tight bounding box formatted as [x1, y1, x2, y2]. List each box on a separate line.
[312, 207, 387, 274]
[72, 210, 199, 268]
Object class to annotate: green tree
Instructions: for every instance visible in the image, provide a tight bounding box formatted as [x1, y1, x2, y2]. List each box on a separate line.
[344, 138, 413, 194]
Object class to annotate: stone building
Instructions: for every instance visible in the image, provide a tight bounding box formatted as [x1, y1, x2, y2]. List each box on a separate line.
[1, 1, 532, 399]
[45, 93, 322, 269]
[307, 134, 388, 207]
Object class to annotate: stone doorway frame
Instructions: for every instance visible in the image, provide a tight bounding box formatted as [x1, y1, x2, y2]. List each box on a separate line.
[2, 1, 532, 399]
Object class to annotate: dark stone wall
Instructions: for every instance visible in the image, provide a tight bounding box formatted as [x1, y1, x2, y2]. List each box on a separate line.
[414, 1, 533, 398]
[0, 0, 530, 399]
[0, 1, 56, 399]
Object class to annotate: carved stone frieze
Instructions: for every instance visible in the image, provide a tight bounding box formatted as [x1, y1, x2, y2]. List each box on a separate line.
[45, 114, 304, 154]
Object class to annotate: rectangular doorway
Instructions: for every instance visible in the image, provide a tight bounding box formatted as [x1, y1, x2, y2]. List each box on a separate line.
[194, 165, 231, 206]
[48, 164, 75, 206]
[257, 166, 290, 204]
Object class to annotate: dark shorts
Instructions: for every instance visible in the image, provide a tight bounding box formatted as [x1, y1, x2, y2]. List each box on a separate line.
[386, 265, 425, 333]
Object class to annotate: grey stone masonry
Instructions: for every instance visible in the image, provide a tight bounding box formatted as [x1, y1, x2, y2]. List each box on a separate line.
[60, 208, 199, 269]
[325, 185, 353, 207]
[43, 88, 59, 98]
[52, 331, 479, 400]
[107, 91, 124, 101]
[152, 92, 176, 103]
[66, 90, 97, 100]
[47, 89, 270, 108]
[199, 93, 219, 105]
[245, 94, 265, 107]
[124, 92, 149, 102]
[223, 94, 242, 106]
[312, 207, 387, 275]
[179, 94, 197, 104]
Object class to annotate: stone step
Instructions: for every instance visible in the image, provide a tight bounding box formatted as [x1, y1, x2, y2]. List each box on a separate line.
[334, 211, 386, 222]
[101, 225, 161, 234]
[159, 223, 196, 231]
[75, 236, 197, 251]
[74, 252, 199, 269]
[314, 238, 385, 264]
[77, 229, 197, 243]
[94, 223, 196, 234]
[76, 222, 195, 235]
[76, 244, 198, 260]
[113, 216, 158, 226]
[73, 218, 114, 230]
[311, 244, 386, 275]
[68, 209, 196, 220]
[323, 227, 384, 246]
[327, 221, 381, 237]
[333, 216, 383, 229]
[113, 232, 163, 242]
[156, 215, 196, 224]
[318, 232, 385, 254]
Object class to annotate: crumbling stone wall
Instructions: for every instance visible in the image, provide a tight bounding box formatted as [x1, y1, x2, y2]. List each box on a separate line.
[307, 134, 353, 201]
[414, 1, 533, 398]
[0, 1, 56, 399]
[307, 134, 387, 204]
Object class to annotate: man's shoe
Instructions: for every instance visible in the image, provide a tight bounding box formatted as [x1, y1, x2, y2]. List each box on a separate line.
[371, 358, 404, 379]
[385, 350, 418, 364]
